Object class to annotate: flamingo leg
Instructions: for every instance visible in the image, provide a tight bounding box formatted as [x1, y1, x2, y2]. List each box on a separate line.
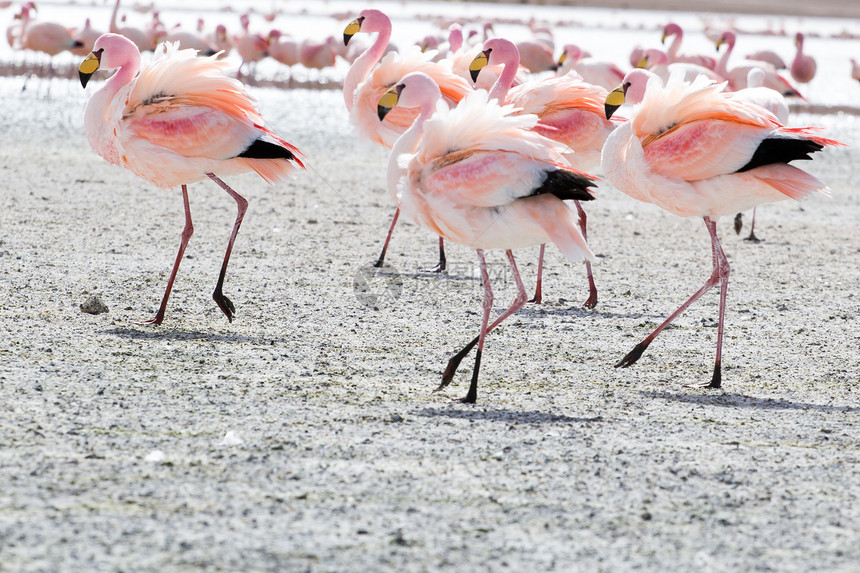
[143, 184, 194, 325]
[575, 200, 598, 309]
[616, 216, 729, 389]
[207, 173, 248, 322]
[374, 207, 400, 268]
[744, 206, 761, 243]
[529, 244, 545, 304]
[441, 249, 527, 402]
[423, 236, 447, 273]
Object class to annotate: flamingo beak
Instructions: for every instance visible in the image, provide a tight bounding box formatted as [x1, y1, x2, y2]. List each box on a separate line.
[78, 50, 101, 88]
[635, 56, 648, 69]
[604, 85, 626, 120]
[469, 49, 490, 83]
[715, 38, 724, 52]
[557, 52, 567, 67]
[343, 17, 362, 46]
[661, 32, 667, 44]
[377, 83, 404, 122]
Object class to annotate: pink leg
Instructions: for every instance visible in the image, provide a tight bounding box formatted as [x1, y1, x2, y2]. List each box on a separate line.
[374, 208, 400, 268]
[441, 250, 528, 402]
[143, 185, 194, 325]
[616, 216, 729, 389]
[207, 173, 248, 322]
[745, 206, 761, 243]
[574, 200, 598, 309]
[529, 244, 545, 304]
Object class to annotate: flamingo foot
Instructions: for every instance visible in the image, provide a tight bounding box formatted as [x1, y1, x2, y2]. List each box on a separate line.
[743, 231, 761, 243]
[685, 364, 722, 389]
[213, 289, 235, 322]
[439, 335, 479, 389]
[615, 341, 649, 368]
[457, 349, 481, 403]
[528, 291, 542, 304]
[140, 314, 165, 326]
[423, 261, 446, 273]
[582, 291, 598, 309]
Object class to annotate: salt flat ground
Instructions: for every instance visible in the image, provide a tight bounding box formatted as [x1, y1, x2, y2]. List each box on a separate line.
[1, 8, 860, 572]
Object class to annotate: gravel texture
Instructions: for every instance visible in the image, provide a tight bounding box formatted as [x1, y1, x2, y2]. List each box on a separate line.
[0, 78, 858, 572]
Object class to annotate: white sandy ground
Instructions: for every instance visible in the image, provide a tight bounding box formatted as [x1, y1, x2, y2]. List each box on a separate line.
[0, 76, 859, 572]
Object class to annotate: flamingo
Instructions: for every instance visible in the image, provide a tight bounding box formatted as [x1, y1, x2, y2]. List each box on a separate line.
[234, 14, 268, 80]
[661, 22, 717, 69]
[78, 33, 306, 325]
[790, 32, 816, 84]
[267, 29, 299, 69]
[730, 67, 790, 243]
[154, 28, 218, 56]
[15, 2, 83, 86]
[639, 49, 725, 84]
[602, 69, 841, 388]
[715, 30, 803, 97]
[557, 44, 625, 91]
[472, 37, 615, 306]
[343, 9, 472, 272]
[110, 0, 151, 52]
[207, 23, 232, 59]
[514, 39, 556, 73]
[70, 18, 103, 58]
[298, 36, 338, 80]
[377, 72, 597, 403]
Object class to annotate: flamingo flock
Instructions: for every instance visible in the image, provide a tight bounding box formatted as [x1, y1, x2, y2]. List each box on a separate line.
[3, 2, 848, 401]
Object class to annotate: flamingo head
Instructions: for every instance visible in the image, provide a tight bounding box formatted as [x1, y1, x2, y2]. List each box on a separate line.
[795, 32, 804, 48]
[79, 33, 139, 88]
[470, 37, 518, 83]
[662, 22, 681, 44]
[344, 9, 389, 46]
[715, 30, 735, 52]
[605, 69, 660, 119]
[377, 72, 440, 122]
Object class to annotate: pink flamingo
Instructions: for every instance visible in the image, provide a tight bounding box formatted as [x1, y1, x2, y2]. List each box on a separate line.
[729, 67, 790, 242]
[557, 44, 625, 90]
[154, 27, 218, 55]
[343, 9, 472, 272]
[208, 23, 232, 59]
[298, 36, 338, 79]
[267, 29, 299, 69]
[472, 37, 615, 307]
[378, 72, 597, 402]
[661, 22, 717, 69]
[110, 0, 151, 52]
[638, 49, 725, 84]
[790, 32, 816, 83]
[70, 18, 103, 58]
[715, 30, 803, 97]
[602, 69, 841, 388]
[16, 2, 83, 84]
[78, 33, 306, 325]
[514, 39, 556, 73]
[234, 14, 268, 80]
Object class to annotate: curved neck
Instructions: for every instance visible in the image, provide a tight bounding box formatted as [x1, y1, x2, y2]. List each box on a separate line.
[110, 0, 120, 32]
[666, 32, 681, 60]
[343, 24, 391, 111]
[717, 38, 733, 76]
[489, 50, 519, 102]
[386, 103, 433, 201]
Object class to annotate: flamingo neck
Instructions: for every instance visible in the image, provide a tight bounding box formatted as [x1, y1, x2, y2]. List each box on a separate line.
[666, 32, 681, 61]
[110, 0, 120, 33]
[84, 56, 139, 159]
[386, 103, 433, 201]
[717, 39, 733, 76]
[343, 24, 391, 111]
[489, 51, 519, 102]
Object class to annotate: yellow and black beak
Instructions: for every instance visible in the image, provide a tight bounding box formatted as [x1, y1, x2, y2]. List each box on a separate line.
[79, 49, 101, 88]
[715, 37, 725, 52]
[343, 17, 363, 46]
[469, 49, 490, 83]
[377, 83, 403, 122]
[557, 52, 567, 67]
[635, 55, 648, 69]
[661, 31, 668, 45]
[604, 83, 627, 120]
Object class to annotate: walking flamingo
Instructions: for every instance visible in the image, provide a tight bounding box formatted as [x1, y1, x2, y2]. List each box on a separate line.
[602, 69, 841, 388]
[790, 32, 816, 84]
[343, 9, 472, 272]
[378, 72, 597, 402]
[472, 37, 614, 307]
[78, 33, 305, 325]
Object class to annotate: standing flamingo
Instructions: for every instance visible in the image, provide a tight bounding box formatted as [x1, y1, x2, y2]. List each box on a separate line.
[234, 14, 268, 80]
[472, 37, 614, 307]
[602, 69, 841, 388]
[78, 33, 305, 325]
[790, 32, 816, 84]
[661, 22, 717, 69]
[343, 9, 472, 272]
[715, 30, 803, 96]
[378, 72, 597, 403]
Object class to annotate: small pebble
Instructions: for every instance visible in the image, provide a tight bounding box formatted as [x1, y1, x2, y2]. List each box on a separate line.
[80, 296, 109, 315]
